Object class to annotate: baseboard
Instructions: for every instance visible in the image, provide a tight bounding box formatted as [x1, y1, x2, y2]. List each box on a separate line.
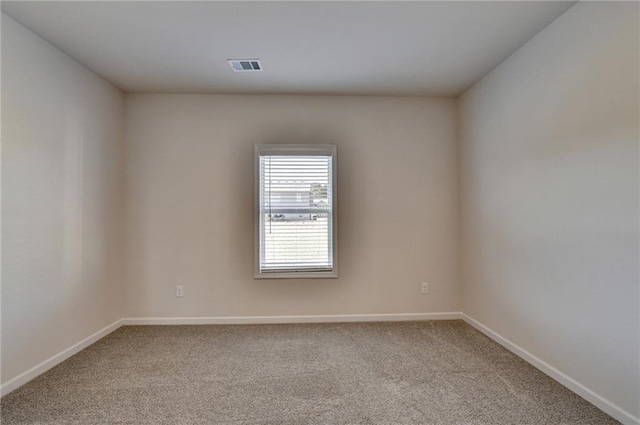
[122, 312, 462, 325]
[0, 319, 123, 397]
[461, 314, 640, 425]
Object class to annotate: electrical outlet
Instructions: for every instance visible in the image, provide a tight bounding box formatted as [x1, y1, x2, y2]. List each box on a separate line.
[176, 285, 184, 298]
[421, 282, 429, 294]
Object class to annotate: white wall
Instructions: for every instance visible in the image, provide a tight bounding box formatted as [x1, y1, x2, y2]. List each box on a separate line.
[124, 95, 459, 318]
[1, 15, 125, 384]
[458, 2, 639, 420]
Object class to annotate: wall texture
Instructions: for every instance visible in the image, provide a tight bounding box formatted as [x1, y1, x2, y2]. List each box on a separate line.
[458, 2, 639, 419]
[124, 95, 459, 318]
[1, 15, 125, 384]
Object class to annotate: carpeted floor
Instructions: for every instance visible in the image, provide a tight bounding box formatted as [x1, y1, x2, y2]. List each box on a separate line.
[1, 321, 619, 424]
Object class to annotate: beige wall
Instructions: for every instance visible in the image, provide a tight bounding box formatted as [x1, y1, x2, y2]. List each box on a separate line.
[124, 95, 459, 318]
[458, 2, 639, 418]
[1, 15, 125, 384]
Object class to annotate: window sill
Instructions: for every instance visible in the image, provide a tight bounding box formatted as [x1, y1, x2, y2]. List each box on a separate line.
[254, 270, 338, 279]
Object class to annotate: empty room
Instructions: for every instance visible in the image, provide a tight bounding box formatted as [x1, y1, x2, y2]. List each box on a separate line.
[1, 1, 638, 424]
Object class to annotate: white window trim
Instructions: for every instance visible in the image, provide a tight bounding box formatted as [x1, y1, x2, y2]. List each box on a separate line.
[254, 144, 338, 279]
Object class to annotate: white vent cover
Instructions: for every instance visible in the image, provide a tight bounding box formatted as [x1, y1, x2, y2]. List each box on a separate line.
[228, 59, 263, 72]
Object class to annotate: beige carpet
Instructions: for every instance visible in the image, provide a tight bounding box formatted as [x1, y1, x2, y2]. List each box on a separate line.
[1, 321, 619, 424]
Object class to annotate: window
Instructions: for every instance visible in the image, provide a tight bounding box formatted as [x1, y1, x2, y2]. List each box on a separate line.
[254, 144, 337, 278]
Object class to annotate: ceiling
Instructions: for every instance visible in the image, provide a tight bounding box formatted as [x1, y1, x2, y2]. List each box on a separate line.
[1, 1, 576, 96]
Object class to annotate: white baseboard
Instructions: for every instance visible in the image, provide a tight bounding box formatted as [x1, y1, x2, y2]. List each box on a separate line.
[461, 314, 640, 425]
[0, 319, 123, 397]
[122, 312, 462, 325]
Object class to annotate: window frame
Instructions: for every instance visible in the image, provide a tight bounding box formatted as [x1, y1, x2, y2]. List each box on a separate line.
[254, 144, 338, 279]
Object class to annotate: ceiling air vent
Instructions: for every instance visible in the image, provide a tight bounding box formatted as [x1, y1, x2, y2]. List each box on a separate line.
[228, 59, 263, 72]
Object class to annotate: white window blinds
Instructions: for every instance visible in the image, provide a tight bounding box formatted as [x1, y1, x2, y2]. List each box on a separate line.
[255, 145, 337, 278]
